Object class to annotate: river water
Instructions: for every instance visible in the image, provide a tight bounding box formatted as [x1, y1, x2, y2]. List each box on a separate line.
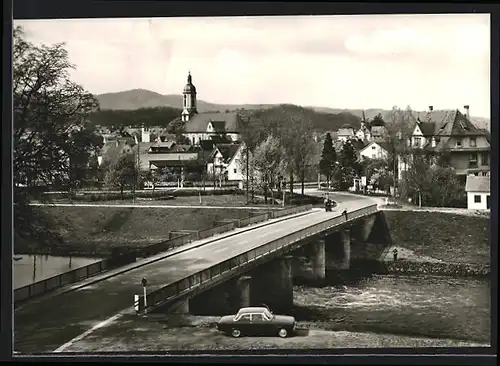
[13, 254, 102, 289]
[293, 274, 490, 343]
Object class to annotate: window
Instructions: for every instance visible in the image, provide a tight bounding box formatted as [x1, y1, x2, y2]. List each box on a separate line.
[474, 195, 481, 203]
[252, 314, 264, 321]
[233, 169, 237, 174]
[481, 152, 489, 166]
[413, 137, 421, 147]
[372, 146, 376, 150]
[470, 137, 476, 147]
[469, 153, 478, 168]
[236, 314, 251, 322]
[456, 138, 463, 147]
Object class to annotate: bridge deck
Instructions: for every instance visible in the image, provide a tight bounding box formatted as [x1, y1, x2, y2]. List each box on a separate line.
[14, 202, 372, 353]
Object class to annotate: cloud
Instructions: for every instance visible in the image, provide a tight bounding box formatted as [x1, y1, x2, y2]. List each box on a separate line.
[14, 14, 490, 117]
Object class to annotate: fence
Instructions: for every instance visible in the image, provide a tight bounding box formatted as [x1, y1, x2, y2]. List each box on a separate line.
[142, 204, 378, 312]
[14, 204, 313, 305]
[14, 251, 136, 305]
[138, 205, 312, 258]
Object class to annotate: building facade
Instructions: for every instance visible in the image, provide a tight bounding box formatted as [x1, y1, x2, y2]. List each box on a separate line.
[359, 141, 389, 160]
[397, 106, 490, 183]
[465, 175, 490, 210]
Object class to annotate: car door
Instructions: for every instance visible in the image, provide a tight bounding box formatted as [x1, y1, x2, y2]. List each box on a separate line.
[250, 313, 267, 336]
[236, 314, 251, 334]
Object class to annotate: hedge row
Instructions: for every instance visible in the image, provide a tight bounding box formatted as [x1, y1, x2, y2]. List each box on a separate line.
[41, 188, 244, 202]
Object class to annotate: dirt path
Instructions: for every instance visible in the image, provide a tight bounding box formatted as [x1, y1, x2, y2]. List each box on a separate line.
[60, 314, 488, 352]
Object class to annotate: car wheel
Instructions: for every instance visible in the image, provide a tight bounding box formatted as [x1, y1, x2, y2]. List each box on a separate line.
[278, 328, 288, 338]
[231, 328, 241, 338]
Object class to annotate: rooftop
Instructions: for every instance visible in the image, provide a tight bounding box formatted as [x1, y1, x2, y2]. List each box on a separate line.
[465, 176, 490, 193]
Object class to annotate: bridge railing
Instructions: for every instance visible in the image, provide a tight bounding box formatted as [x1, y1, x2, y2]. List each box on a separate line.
[143, 204, 378, 311]
[14, 252, 136, 305]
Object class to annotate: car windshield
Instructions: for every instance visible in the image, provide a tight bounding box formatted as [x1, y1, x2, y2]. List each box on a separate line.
[263, 309, 273, 319]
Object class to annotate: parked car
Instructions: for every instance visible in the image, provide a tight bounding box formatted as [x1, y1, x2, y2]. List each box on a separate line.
[216, 306, 296, 338]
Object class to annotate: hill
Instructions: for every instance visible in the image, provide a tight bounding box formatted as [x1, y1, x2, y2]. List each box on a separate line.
[96, 89, 490, 131]
[97, 89, 276, 114]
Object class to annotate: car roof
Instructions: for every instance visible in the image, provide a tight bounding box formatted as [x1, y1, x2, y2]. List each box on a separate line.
[237, 307, 269, 314]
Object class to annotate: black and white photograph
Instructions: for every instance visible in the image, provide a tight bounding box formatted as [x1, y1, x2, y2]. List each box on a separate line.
[10, 11, 492, 356]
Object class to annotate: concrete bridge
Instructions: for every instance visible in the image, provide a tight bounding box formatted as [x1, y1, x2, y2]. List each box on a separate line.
[14, 191, 391, 353]
[144, 201, 389, 316]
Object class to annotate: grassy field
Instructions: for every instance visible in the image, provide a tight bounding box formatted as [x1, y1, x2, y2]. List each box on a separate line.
[16, 195, 275, 255]
[384, 211, 490, 265]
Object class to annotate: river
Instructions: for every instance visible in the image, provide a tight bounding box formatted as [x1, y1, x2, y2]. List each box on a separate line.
[13, 254, 103, 289]
[292, 274, 490, 343]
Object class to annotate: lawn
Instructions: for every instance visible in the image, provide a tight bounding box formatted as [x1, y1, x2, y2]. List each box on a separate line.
[15, 203, 266, 256]
[384, 211, 490, 265]
[81, 194, 281, 207]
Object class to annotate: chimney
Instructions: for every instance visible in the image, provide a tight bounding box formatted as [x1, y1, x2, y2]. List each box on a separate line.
[428, 106, 434, 112]
[464, 105, 470, 119]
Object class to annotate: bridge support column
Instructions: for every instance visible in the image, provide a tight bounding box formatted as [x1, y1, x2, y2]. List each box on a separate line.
[189, 280, 236, 315]
[340, 229, 351, 270]
[311, 239, 326, 281]
[361, 215, 377, 241]
[169, 298, 190, 314]
[237, 275, 252, 308]
[251, 256, 293, 313]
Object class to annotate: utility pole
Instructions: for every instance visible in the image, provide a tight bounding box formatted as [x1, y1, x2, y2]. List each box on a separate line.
[133, 146, 138, 205]
[246, 147, 249, 204]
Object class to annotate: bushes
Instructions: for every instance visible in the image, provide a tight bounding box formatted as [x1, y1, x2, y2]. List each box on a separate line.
[385, 260, 490, 278]
[41, 188, 244, 202]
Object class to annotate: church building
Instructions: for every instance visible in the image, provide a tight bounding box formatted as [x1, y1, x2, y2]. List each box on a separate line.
[180, 72, 243, 146]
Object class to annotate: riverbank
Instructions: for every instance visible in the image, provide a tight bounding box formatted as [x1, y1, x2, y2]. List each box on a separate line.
[383, 210, 490, 265]
[58, 274, 490, 352]
[15, 195, 272, 256]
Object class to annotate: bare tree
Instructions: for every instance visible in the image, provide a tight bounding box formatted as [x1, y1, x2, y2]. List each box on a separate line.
[252, 136, 286, 204]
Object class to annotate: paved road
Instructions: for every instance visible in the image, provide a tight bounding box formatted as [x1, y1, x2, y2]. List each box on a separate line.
[15, 192, 375, 353]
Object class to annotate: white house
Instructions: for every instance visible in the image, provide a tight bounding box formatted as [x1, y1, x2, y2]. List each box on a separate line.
[206, 143, 244, 181]
[465, 175, 490, 210]
[359, 141, 389, 160]
[336, 128, 355, 142]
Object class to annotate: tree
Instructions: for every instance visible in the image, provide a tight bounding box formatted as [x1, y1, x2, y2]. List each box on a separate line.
[277, 107, 316, 195]
[252, 136, 286, 204]
[319, 133, 337, 187]
[337, 140, 360, 190]
[371, 113, 385, 126]
[104, 154, 138, 199]
[383, 105, 417, 193]
[13, 26, 101, 247]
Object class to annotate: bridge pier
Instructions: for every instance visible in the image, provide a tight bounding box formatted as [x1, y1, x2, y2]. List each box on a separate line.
[311, 239, 326, 281]
[340, 229, 351, 270]
[237, 275, 252, 308]
[189, 280, 237, 315]
[361, 215, 377, 241]
[169, 298, 190, 314]
[251, 256, 293, 313]
[325, 229, 351, 271]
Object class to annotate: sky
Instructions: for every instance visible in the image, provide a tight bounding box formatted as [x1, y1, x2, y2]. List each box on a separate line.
[15, 14, 491, 118]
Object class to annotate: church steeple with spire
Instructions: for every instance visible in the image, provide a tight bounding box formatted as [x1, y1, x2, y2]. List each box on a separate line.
[181, 71, 198, 122]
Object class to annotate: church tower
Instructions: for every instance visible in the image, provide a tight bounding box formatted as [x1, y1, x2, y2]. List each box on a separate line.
[181, 71, 198, 122]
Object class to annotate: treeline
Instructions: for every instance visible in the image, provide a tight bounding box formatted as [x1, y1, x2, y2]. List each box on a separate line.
[88, 106, 182, 128]
[238, 104, 362, 132]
